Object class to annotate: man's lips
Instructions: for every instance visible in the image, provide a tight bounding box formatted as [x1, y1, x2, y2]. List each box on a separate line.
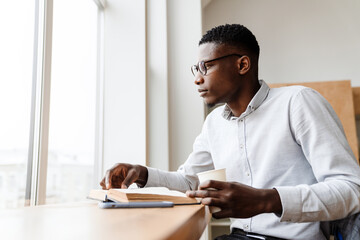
[198, 89, 208, 97]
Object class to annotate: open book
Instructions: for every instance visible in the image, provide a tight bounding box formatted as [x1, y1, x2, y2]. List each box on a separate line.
[88, 187, 199, 205]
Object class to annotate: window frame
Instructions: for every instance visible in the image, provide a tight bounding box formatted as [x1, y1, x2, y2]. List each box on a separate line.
[25, 0, 105, 206]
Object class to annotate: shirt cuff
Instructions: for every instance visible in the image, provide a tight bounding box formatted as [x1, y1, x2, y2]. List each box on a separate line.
[274, 186, 303, 222]
[144, 167, 160, 187]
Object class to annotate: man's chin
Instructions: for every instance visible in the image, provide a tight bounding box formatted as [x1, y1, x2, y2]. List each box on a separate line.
[203, 96, 223, 108]
[203, 98, 223, 109]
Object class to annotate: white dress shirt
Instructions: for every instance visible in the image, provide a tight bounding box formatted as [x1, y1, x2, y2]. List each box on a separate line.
[145, 80, 360, 239]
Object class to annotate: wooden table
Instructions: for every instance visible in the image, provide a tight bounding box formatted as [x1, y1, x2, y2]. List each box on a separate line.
[0, 201, 210, 240]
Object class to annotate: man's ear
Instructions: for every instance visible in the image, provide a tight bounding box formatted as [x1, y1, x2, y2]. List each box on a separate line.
[237, 56, 251, 75]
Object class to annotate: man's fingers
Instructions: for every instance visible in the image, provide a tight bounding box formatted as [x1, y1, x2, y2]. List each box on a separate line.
[199, 180, 227, 190]
[102, 164, 140, 189]
[200, 197, 223, 207]
[121, 169, 138, 189]
[186, 190, 195, 198]
[105, 170, 111, 189]
[186, 189, 218, 198]
[212, 209, 232, 219]
[100, 178, 106, 189]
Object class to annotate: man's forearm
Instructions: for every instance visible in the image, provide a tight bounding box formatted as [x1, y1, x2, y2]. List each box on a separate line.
[144, 167, 196, 192]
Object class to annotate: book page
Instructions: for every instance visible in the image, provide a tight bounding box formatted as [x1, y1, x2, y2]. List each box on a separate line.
[110, 187, 187, 197]
[88, 189, 108, 201]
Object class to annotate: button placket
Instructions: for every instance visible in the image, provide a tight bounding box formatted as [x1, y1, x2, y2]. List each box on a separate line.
[243, 224, 249, 230]
[238, 119, 245, 154]
[243, 221, 252, 232]
[238, 118, 251, 184]
[238, 117, 252, 232]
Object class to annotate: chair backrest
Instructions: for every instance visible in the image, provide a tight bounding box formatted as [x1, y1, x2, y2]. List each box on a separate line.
[353, 87, 360, 116]
[269, 80, 359, 162]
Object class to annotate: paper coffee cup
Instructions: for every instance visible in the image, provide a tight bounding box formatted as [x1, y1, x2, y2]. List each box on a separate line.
[197, 168, 226, 213]
[197, 168, 226, 184]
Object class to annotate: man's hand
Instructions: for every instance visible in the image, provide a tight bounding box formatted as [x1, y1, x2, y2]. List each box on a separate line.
[99, 163, 148, 189]
[186, 180, 282, 219]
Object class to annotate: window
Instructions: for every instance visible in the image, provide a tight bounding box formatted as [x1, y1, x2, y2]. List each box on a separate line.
[46, 0, 98, 204]
[0, 0, 104, 208]
[0, 0, 35, 208]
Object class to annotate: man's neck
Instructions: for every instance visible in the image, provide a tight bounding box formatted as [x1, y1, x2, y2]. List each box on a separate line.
[228, 79, 261, 117]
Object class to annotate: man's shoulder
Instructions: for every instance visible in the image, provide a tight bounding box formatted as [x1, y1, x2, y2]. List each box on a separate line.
[269, 84, 307, 94]
[268, 84, 313, 100]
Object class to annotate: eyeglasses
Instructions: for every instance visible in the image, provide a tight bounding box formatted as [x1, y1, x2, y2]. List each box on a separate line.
[191, 53, 243, 76]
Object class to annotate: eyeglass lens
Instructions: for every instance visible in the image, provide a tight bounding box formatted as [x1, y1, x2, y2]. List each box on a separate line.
[191, 65, 197, 76]
[199, 61, 206, 75]
[191, 61, 206, 76]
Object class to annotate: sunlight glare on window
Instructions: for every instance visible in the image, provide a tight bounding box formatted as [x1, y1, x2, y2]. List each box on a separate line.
[46, 0, 98, 204]
[0, 1, 35, 209]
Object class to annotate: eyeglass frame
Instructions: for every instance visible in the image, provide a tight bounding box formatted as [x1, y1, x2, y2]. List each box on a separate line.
[191, 53, 243, 76]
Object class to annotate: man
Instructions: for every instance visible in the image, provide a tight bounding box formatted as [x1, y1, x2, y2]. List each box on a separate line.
[100, 24, 360, 239]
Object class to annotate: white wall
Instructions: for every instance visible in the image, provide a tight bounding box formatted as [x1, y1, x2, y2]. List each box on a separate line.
[146, 0, 169, 171]
[166, 0, 204, 170]
[203, 0, 360, 86]
[103, 0, 146, 171]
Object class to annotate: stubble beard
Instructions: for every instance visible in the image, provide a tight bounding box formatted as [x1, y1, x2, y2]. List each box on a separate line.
[206, 102, 216, 109]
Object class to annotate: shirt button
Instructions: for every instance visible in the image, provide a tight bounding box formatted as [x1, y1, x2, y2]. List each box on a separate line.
[240, 144, 244, 149]
[243, 224, 249, 230]
[246, 172, 250, 176]
[240, 119, 243, 122]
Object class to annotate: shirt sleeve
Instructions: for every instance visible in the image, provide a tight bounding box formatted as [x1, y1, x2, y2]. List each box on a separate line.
[144, 117, 215, 192]
[275, 88, 360, 222]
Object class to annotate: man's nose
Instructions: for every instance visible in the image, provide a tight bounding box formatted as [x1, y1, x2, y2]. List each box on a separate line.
[194, 74, 204, 85]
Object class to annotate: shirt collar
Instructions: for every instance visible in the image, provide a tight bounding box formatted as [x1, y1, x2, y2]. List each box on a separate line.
[222, 80, 270, 120]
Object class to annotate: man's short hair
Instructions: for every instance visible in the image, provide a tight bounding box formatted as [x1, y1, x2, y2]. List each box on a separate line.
[199, 24, 260, 58]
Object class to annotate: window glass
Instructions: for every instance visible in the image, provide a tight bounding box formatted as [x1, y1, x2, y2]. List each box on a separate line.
[0, 1, 35, 209]
[46, 0, 98, 204]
